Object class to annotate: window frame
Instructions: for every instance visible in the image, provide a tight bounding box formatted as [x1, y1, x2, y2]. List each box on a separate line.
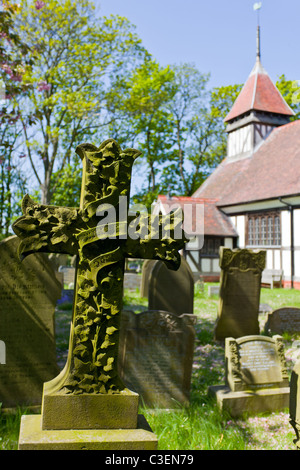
[246, 211, 281, 247]
[200, 236, 224, 257]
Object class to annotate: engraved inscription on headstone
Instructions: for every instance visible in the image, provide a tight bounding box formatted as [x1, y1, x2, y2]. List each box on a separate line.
[239, 339, 282, 384]
[225, 335, 289, 392]
[0, 236, 61, 408]
[214, 248, 266, 340]
[118, 310, 197, 408]
[265, 307, 300, 335]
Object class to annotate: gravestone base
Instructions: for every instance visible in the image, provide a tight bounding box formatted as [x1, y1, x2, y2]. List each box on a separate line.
[18, 414, 158, 450]
[208, 385, 290, 418]
[42, 390, 139, 430]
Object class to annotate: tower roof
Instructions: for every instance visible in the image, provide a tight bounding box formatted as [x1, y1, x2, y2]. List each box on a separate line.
[225, 54, 294, 123]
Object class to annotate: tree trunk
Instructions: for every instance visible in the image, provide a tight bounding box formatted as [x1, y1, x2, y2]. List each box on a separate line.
[41, 169, 52, 205]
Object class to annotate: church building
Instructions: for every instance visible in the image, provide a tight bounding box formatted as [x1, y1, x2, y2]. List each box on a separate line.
[154, 27, 300, 288]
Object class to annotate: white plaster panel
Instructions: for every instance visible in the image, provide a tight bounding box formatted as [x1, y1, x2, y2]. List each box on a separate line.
[201, 258, 211, 272]
[282, 250, 291, 277]
[274, 250, 281, 270]
[281, 210, 291, 247]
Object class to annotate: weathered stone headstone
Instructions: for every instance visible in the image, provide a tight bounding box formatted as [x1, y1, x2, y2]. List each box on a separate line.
[140, 259, 156, 298]
[290, 358, 300, 449]
[264, 307, 300, 335]
[148, 256, 194, 315]
[118, 310, 197, 408]
[0, 235, 61, 409]
[14, 139, 187, 450]
[208, 335, 290, 417]
[214, 247, 266, 341]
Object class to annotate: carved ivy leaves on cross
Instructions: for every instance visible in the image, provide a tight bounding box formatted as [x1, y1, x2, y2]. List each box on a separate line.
[13, 139, 187, 395]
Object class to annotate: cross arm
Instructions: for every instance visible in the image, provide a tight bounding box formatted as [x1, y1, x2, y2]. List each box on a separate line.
[124, 208, 188, 270]
[12, 194, 80, 260]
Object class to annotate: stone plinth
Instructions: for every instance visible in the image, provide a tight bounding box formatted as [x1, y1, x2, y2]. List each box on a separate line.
[41, 390, 139, 430]
[18, 368, 157, 450]
[18, 414, 157, 450]
[208, 385, 290, 418]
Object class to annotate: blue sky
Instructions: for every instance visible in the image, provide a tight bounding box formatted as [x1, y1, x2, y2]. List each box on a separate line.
[98, 0, 299, 88]
[97, 0, 300, 194]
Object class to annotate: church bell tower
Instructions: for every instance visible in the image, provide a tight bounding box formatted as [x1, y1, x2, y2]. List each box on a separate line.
[224, 25, 294, 161]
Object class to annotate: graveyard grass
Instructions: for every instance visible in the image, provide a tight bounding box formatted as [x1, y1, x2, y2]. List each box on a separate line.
[1, 285, 299, 450]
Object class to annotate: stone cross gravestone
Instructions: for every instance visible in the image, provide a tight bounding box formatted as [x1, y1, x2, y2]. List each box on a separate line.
[214, 247, 266, 341]
[147, 256, 194, 315]
[14, 139, 187, 450]
[208, 335, 290, 417]
[264, 307, 300, 335]
[0, 235, 61, 409]
[118, 309, 197, 408]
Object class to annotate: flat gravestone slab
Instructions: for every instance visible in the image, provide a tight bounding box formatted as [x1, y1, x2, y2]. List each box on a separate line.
[214, 247, 266, 341]
[118, 310, 197, 408]
[208, 335, 289, 417]
[147, 256, 194, 315]
[0, 236, 61, 408]
[265, 307, 300, 335]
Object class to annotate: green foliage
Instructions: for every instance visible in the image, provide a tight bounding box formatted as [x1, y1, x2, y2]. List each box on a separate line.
[116, 62, 242, 203]
[276, 74, 300, 120]
[107, 58, 177, 205]
[0, 2, 32, 238]
[1, 285, 299, 450]
[50, 161, 82, 208]
[11, 0, 147, 205]
[0, 407, 29, 450]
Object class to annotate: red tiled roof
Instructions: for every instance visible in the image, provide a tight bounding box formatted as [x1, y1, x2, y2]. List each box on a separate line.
[157, 195, 238, 237]
[193, 120, 300, 207]
[225, 59, 294, 122]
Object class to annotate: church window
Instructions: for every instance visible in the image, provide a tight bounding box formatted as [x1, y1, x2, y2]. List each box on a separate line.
[201, 237, 223, 256]
[246, 212, 281, 246]
[274, 216, 281, 245]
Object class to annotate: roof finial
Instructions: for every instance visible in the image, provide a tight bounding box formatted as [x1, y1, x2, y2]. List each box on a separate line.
[253, 2, 262, 60]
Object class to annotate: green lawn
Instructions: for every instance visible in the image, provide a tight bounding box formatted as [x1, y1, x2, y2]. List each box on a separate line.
[0, 284, 299, 450]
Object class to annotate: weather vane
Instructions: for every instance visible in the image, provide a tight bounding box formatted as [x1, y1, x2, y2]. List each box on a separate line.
[253, 2, 262, 60]
[253, 2, 262, 25]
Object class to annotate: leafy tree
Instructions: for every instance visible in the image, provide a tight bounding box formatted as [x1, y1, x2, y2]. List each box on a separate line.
[276, 74, 300, 120]
[108, 58, 177, 207]
[166, 63, 210, 195]
[13, 0, 147, 205]
[0, 1, 32, 237]
[183, 83, 242, 194]
[160, 79, 242, 197]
